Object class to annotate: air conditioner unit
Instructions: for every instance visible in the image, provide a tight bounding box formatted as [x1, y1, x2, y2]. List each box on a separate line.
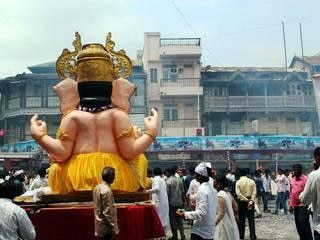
[170, 67, 178, 74]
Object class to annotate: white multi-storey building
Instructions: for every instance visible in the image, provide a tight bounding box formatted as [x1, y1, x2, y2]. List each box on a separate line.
[143, 32, 203, 137]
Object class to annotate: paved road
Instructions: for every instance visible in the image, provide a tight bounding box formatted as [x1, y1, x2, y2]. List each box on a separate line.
[166, 200, 304, 240]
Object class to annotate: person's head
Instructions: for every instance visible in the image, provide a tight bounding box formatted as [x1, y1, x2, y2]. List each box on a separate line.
[102, 167, 115, 185]
[153, 167, 162, 176]
[254, 170, 261, 178]
[239, 168, 249, 177]
[214, 175, 230, 191]
[264, 169, 271, 176]
[277, 168, 284, 175]
[194, 162, 210, 184]
[176, 169, 183, 177]
[164, 168, 170, 177]
[313, 146, 320, 166]
[167, 167, 176, 177]
[0, 180, 16, 200]
[147, 168, 153, 178]
[284, 169, 290, 177]
[13, 170, 25, 182]
[292, 164, 303, 178]
[38, 168, 47, 178]
[188, 167, 195, 176]
[172, 165, 178, 173]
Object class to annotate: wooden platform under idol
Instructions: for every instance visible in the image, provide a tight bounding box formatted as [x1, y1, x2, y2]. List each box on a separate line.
[40, 190, 150, 204]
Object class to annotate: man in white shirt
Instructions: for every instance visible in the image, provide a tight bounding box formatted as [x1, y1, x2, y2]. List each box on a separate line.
[273, 168, 288, 215]
[261, 169, 271, 212]
[28, 167, 48, 191]
[177, 162, 217, 240]
[146, 167, 169, 234]
[0, 180, 36, 240]
[300, 147, 320, 240]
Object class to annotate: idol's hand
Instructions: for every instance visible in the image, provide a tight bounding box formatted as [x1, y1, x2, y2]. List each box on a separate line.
[30, 114, 48, 138]
[144, 108, 158, 136]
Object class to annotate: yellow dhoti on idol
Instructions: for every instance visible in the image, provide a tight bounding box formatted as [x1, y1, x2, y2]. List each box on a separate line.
[48, 153, 148, 194]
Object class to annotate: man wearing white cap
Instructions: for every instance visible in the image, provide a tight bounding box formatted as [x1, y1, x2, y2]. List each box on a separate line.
[186, 163, 214, 209]
[177, 162, 217, 240]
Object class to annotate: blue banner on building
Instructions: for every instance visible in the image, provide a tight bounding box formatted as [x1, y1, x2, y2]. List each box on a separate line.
[149, 135, 320, 152]
[2, 140, 40, 153]
[2, 135, 320, 153]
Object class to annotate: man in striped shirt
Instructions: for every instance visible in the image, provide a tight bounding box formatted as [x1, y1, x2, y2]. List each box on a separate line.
[0, 180, 36, 240]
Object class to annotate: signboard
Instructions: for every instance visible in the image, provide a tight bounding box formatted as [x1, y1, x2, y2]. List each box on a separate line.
[149, 135, 320, 152]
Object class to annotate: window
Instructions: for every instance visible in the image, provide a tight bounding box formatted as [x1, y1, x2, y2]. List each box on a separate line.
[185, 103, 194, 107]
[163, 108, 178, 121]
[8, 83, 20, 98]
[47, 81, 57, 96]
[33, 84, 42, 96]
[208, 87, 227, 96]
[230, 116, 241, 122]
[162, 64, 178, 82]
[162, 68, 169, 80]
[150, 68, 157, 83]
[313, 65, 320, 73]
[287, 83, 302, 95]
[163, 103, 178, 120]
[303, 86, 313, 96]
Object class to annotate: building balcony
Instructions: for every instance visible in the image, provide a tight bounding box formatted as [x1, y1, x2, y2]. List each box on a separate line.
[159, 38, 201, 58]
[160, 78, 203, 97]
[161, 119, 203, 137]
[204, 96, 316, 112]
[0, 107, 60, 119]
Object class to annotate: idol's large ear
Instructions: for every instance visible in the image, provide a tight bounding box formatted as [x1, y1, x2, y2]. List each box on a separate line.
[54, 78, 80, 114]
[111, 78, 137, 113]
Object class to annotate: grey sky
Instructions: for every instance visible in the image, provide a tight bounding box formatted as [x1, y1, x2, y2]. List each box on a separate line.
[0, 0, 319, 78]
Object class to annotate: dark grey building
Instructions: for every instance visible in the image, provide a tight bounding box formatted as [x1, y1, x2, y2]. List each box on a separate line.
[201, 67, 319, 136]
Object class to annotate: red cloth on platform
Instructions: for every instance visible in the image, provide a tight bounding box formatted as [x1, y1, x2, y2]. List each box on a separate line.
[27, 204, 165, 240]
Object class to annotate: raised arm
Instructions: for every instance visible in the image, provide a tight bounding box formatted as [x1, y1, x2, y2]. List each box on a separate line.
[114, 108, 158, 160]
[30, 114, 76, 163]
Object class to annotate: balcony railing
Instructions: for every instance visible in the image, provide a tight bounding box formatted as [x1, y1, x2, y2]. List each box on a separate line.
[162, 119, 198, 128]
[48, 96, 60, 107]
[204, 96, 315, 111]
[160, 78, 200, 87]
[160, 38, 200, 47]
[8, 98, 20, 109]
[26, 97, 42, 107]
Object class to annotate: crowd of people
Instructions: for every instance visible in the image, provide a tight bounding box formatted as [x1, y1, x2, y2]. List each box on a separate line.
[0, 167, 48, 240]
[145, 147, 320, 240]
[1, 146, 320, 239]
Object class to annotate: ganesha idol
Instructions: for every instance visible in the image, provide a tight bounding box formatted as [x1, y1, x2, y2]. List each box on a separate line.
[30, 32, 158, 194]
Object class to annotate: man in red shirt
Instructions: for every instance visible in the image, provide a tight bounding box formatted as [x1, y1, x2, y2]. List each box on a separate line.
[289, 164, 312, 240]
